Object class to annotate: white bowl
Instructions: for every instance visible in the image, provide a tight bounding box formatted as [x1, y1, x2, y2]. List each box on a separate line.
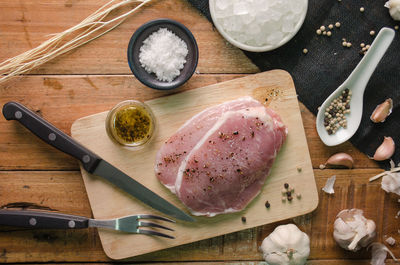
[209, 0, 308, 52]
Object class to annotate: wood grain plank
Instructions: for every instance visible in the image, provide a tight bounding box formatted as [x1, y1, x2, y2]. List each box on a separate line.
[0, 169, 395, 262]
[0, 75, 380, 171]
[0, 0, 258, 76]
[0, 171, 107, 263]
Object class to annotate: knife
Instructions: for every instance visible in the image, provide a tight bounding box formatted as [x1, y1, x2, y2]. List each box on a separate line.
[2, 102, 194, 222]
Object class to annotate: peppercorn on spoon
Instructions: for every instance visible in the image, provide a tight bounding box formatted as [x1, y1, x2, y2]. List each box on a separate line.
[316, 27, 395, 146]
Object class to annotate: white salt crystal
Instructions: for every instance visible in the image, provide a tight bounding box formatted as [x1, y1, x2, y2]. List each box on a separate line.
[256, 10, 272, 23]
[289, 0, 305, 14]
[241, 14, 255, 25]
[282, 16, 295, 33]
[139, 28, 188, 83]
[268, 9, 283, 21]
[214, 0, 306, 47]
[233, 2, 250, 15]
[253, 0, 269, 12]
[216, 0, 230, 10]
[267, 31, 284, 45]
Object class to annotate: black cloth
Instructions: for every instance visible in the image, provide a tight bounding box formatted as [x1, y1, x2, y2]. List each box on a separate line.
[188, 0, 400, 169]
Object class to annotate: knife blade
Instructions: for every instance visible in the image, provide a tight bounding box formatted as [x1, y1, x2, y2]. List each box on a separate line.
[2, 101, 194, 222]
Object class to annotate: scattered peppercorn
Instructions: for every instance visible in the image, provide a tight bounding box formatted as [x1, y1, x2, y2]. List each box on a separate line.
[327, 31, 332, 37]
[316, 29, 322, 35]
[288, 196, 293, 202]
[328, 24, 334, 29]
[297, 167, 302, 172]
[284, 183, 289, 189]
[241, 216, 246, 223]
[370, 30, 375, 36]
[335, 22, 341, 28]
[303, 48, 308, 54]
[360, 7, 365, 12]
[265, 201, 271, 208]
[324, 88, 351, 134]
[286, 191, 292, 197]
[395, 25, 399, 30]
[233, 131, 239, 135]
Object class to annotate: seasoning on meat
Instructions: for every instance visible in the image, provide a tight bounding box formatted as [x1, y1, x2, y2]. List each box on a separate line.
[155, 97, 287, 217]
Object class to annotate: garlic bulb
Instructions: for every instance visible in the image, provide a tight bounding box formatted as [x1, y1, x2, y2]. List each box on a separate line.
[260, 224, 310, 265]
[333, 209, 376, 252]
[385, 0, 400, 21]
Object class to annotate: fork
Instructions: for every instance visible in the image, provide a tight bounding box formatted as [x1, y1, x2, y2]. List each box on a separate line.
[0, 209, 175, 239]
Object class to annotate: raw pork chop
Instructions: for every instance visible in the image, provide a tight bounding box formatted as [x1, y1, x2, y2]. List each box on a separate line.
[155, 97, 287, 216]
[155, 97, 262, 191]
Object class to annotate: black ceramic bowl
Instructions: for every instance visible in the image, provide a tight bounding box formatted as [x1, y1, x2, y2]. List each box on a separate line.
[127, 19, 199, 90]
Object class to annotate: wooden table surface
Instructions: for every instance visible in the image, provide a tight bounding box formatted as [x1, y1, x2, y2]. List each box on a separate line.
[0, 0, 397, 264]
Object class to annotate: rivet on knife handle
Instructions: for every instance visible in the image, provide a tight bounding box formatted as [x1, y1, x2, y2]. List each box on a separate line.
[2, 101, 101, 173]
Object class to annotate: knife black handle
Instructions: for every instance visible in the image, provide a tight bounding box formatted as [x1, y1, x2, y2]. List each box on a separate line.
[2, 102, 101, 173]
[0, 209, 89, 229]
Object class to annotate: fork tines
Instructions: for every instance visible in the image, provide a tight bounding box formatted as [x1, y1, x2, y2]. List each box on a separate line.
[137, 214, 175, 239]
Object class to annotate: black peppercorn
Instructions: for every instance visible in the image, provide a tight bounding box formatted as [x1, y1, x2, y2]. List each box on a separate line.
[241, 216, 246, 222]
[265, 201, 270, 208]
[284, 183, 289, 189]
[288, 196, 293, 201]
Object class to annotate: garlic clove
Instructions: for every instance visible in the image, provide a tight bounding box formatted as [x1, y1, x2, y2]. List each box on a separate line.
[370, 98, 393, 123]
[325, 153, 354, 168]
[373, 136, 395, 161]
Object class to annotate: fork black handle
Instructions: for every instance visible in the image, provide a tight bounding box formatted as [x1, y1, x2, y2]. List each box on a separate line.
[0, 209, 89, 229]
[2, 102, 101, 173]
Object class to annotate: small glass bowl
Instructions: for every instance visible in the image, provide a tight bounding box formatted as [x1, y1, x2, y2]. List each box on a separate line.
[105, 100, 156, 148]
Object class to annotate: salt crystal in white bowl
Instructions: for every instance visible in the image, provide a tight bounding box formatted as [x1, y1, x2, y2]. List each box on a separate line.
[139, 28, 188, 82]
[210, 0, 308, 52]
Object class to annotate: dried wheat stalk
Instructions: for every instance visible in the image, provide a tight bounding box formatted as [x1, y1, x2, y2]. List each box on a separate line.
[0, 0, 152, 84]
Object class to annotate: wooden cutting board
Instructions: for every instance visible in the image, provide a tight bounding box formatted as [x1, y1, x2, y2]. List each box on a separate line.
[71, 70, 318, 260]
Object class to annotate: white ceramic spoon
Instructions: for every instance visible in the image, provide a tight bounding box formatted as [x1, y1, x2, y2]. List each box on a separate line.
[316, 27, 395, 146]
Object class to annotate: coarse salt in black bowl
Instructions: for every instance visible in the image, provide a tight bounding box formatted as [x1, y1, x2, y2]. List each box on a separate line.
[127, 19, 199, 90]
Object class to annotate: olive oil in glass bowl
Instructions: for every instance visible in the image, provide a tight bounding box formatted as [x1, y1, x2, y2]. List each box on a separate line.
[106, 100, 156, 148]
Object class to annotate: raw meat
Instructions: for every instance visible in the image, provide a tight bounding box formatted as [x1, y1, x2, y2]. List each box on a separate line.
[155, 97, 287, 216]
